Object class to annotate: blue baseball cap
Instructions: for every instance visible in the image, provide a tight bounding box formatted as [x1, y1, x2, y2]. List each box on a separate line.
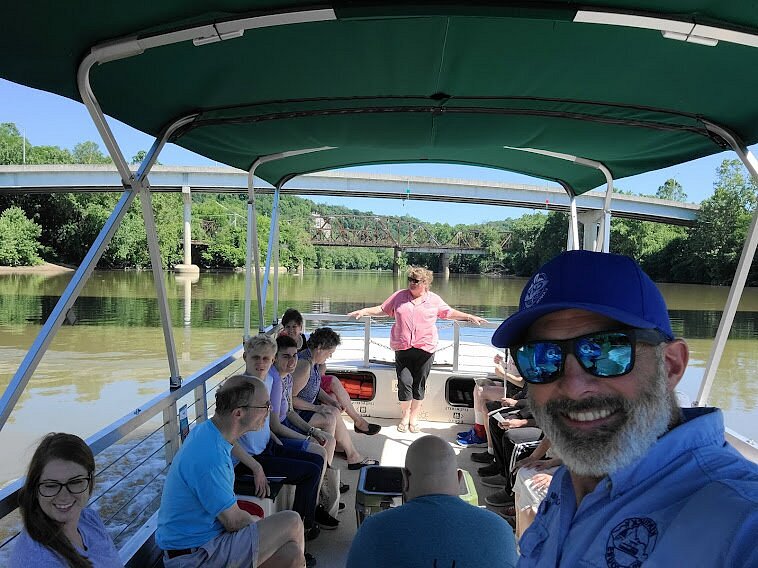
[491, 250, 674, 348]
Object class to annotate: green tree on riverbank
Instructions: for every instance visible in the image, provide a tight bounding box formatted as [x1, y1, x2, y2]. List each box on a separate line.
[1, 123, 756, 285]
[0, 206, 42, 266]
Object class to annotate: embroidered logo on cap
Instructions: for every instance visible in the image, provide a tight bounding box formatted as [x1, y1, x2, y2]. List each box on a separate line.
[523, 273, 548, 308]
[605, 517, 658, 568]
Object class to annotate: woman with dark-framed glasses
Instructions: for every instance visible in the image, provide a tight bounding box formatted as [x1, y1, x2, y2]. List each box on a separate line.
[348, 266, 487, 433]
[11, 433, 122, 567]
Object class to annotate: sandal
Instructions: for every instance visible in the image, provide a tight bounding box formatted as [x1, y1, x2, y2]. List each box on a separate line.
[396, 422, 408, 433]
[409, 423, 420, 434]
[347, 457, 380, 470]
[354, 422, 382, 435]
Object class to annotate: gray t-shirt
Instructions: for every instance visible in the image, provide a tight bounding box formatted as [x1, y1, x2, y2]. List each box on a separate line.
[10, 507, 123, 567]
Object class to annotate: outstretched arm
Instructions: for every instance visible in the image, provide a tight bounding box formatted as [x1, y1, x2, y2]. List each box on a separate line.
[347, 305, 385, 319]
[446, 308, 488, 325]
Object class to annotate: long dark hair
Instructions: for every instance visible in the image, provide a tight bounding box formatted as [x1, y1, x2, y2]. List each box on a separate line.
[18, 433, 96, 568]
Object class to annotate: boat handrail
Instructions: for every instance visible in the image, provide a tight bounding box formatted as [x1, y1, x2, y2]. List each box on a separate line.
[726, 428, 758, 463]
[299, 312, 502, 371]
[0, 344, 243, 526]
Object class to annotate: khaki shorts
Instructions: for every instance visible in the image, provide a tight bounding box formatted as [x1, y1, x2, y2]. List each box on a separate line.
[163, 523, 259, 568]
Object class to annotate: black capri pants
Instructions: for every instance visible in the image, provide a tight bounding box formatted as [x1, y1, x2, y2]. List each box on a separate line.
[394, 347, 435, 401]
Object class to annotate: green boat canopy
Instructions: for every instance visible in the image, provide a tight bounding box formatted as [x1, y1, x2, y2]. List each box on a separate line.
[3, 2, 758, 193]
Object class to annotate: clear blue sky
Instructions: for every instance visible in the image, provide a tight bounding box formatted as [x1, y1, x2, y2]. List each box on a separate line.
[2, 78, 755, 224]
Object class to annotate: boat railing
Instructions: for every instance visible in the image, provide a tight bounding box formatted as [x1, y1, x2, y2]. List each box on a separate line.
[0, 312, 498, 561]
[299, 312, 502, 372]
[1, 311, 756, 562]
[0, 344, 246, 562]
[726, 428, 758, 464]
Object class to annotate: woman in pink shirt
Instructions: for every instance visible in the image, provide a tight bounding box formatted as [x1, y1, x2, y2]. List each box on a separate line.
[348, 266, 487, 433]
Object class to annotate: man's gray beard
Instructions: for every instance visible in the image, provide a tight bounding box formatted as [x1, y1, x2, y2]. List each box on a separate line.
[529, 352, 680, 478]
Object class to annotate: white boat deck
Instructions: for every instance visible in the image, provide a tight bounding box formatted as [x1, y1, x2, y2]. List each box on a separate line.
[307, 416, 515, 568]
[302, 336, 514, 566]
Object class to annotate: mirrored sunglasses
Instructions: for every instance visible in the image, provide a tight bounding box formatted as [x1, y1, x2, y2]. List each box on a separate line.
[510, 328, 667, 384]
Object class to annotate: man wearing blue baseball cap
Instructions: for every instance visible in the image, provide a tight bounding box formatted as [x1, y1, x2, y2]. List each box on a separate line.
[492, 250, 758, 567]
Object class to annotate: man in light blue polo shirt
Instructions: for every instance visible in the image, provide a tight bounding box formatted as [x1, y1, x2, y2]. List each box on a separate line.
[156, 375, 305, 567]
[492, 250, 758, 567]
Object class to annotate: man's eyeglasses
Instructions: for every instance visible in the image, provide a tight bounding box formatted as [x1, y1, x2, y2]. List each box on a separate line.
[408, 277, 422, 284]
[510, 328, 667, 384]
[38, 476, 91, 497]
[240, 401, 272, 411]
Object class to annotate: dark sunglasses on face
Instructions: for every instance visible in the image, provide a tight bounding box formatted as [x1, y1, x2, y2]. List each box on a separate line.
[510, 328, 667, 384]
[408, 277, 422, 284]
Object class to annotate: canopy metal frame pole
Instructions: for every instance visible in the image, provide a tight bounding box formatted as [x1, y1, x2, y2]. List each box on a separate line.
[272, 184, 282, 325]
[0, 190, 135, 432]
[243, 147, 336, 339]
[695, 121, 758, 407]
[139, 185, 182, 387]
[502, 146, 613, 251]
[574, 158, 614, 253]
[261, 186, 282, 316]
[77, 53, 198, 389]
[567, 197, 580, 250]
[244, 164, 265, 339]
[0, 53, 200, 432]
[73, 8, 337, 346]
[77, 49, 202, 461]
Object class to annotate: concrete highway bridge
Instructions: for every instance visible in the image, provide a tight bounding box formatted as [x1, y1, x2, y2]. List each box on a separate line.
[0, 165, 699, 274]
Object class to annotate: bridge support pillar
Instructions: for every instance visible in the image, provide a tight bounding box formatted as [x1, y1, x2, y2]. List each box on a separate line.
[577, 210, 605, 252]
[441, 253, 450, 278]
[175, 185, 200, 275]
[393, 248, 401, 276]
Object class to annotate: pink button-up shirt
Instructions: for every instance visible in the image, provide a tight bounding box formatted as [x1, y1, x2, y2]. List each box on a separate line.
[381, 289, 452, 352]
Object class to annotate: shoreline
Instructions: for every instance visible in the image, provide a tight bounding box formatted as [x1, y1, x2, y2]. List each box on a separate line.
[0, 262, 74, 275]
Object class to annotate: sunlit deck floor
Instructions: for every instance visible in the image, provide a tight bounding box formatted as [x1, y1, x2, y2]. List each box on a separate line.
[307, 417, 514, 568]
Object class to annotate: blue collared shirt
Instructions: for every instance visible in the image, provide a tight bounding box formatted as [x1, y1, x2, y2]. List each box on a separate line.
[518, 407, 758, 567]
[156, 419, 236, 549]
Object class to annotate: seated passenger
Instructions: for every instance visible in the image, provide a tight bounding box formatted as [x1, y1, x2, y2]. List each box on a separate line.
[232, 334, 336, 536]
[11, 432, 123, 568]
[346, 435, 517, 568]
[512, 438, 562, 538]
[270, 334, 344, 518]
[477, 390, 542, 510]
[457, 353, 525, 452]
[281, 309, 380, 435]
[156, 375, 304, 568]
[281, 308, 309, 352]
[270, 334, 336, 467]
[292, 327, 379, 470]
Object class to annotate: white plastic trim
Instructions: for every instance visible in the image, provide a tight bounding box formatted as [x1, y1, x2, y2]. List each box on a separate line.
[573, 10, 694, 34]
[575, 9, 758, 49]
[88, 9, 337, 64]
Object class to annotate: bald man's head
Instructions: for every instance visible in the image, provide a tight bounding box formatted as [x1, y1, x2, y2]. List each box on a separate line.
[404, 435, 461, 501]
